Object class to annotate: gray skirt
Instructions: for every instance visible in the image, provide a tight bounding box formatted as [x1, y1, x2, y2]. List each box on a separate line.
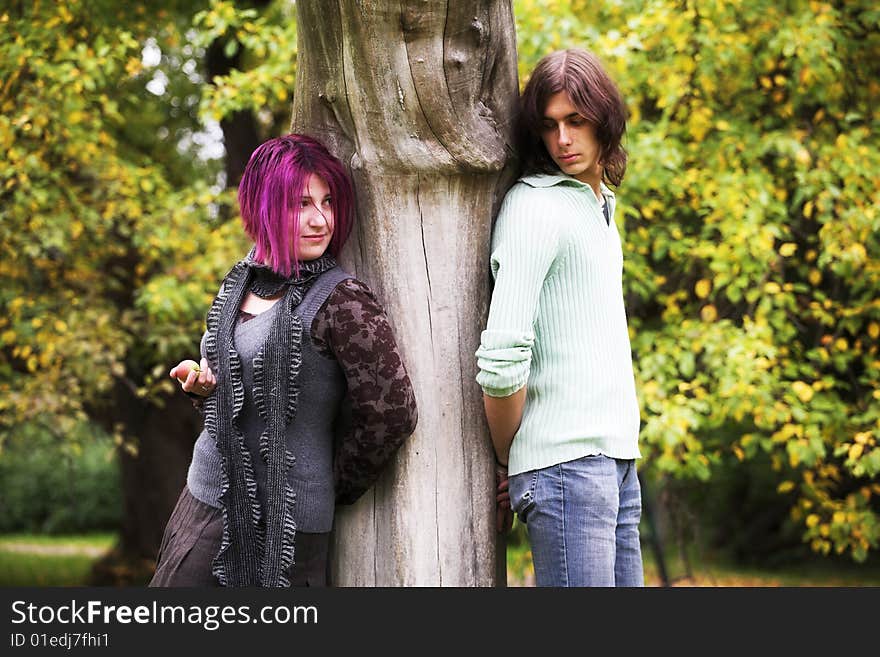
[149, 486, 330, 587]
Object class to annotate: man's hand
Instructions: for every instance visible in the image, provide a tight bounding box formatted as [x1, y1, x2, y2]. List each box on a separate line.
[495, 462, 514, 534]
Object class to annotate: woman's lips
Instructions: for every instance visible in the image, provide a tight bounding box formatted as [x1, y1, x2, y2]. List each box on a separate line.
[559, 153, 579, 163]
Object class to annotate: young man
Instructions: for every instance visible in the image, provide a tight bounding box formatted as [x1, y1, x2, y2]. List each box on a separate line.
[476, 49, 643, 587]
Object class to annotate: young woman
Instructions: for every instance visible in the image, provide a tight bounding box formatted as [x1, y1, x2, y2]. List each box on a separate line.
[150, 134, 418, 587]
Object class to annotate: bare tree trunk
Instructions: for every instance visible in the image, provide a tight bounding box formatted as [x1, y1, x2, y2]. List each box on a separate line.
[292, 1, 519, 585]
[89, 389, 201, 585]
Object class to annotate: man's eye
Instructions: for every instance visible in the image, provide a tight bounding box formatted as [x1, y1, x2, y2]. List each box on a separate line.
[570, 117, 586, 126]
[541, 122, 556, 131]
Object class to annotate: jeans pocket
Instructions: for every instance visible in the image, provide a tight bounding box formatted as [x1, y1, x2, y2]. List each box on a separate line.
[509, 470, 538, 524]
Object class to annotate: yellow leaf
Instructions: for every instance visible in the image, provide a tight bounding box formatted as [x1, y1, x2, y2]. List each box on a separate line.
[0, 329, 15, 343]
[695, 278, 711, 299]
[764, 282, 781, 294]
[835, 337, 848, 351]
[806, 514, 820, 528]
[779, 242, 797, 257]
[868, 323, 879, 339]
[808, 269, 822, 286]
[777, 481, 795, 493]
[832, 511, 846, 525]
[792, 381, 814, 403]
[849, 443, 864, 460]
[700, 304, 717, 322]
[854, 432, 871, 445]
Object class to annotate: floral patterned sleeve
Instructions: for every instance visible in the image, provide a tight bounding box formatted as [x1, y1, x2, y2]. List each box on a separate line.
[311, 278, 419, 505]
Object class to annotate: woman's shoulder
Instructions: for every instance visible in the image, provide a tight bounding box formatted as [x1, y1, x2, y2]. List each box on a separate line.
[310, 274, 391, 353]
[322, 275, 384, 317]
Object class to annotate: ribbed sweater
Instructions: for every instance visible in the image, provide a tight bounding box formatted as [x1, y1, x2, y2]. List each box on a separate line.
[476, 173, 641, 476]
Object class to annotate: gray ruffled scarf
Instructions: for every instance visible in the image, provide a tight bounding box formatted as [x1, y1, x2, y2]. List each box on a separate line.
[202, 248, 336, 587]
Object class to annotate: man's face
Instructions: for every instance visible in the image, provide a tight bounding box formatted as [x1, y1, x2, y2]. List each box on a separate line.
[540, 91, 602, 186]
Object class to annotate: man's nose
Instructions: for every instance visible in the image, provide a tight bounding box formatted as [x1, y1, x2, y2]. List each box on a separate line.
[558, 124, 572, 147]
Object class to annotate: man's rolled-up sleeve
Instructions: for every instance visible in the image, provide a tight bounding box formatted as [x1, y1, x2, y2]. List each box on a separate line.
[476, 329, 535, 397]
[476, 188, 563, 398]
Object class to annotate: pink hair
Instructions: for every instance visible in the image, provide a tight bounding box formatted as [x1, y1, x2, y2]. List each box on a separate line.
[238, 133, 355, 276]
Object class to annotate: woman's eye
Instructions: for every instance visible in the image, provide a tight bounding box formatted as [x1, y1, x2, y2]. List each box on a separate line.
[300, 199, 311, 208]
[570, 117, 585, 126]
[541, 121, 555, 131]
[322, 197, 332, 207]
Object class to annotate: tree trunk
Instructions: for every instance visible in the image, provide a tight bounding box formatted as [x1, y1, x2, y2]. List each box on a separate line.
[89, 388, 201, 585]
[204, 0, 272, 189]
[292, 1, 519, 585]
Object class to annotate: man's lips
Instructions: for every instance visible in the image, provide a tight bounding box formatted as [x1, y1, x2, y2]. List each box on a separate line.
[558, 153, 579, 162]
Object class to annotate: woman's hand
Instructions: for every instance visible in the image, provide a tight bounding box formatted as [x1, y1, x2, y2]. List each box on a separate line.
[169, 358, 216, 397]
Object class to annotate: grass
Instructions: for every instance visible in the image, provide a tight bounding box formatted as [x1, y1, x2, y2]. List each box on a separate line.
[3, 531, 879, 587]
[506, 538, 880, 587]
[0, 532, 116, 587]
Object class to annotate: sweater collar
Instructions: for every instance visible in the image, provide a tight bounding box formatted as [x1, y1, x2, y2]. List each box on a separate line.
[519, 172, 615, 202]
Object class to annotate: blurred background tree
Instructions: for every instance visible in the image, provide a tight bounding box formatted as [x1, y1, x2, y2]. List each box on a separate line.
[0, 0, 291, 581]
[1, 0, 878, 582]
[515, 0, 880, 564]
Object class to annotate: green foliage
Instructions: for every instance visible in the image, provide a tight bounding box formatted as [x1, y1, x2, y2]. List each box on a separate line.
[0, 424, 121, 533]
[516, 0, 880, 561]
[193, 0, 297, 128]
[0, 0, 247, 449]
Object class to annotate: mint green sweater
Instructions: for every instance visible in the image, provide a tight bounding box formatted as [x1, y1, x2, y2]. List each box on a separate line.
[476, 173, 641, 476]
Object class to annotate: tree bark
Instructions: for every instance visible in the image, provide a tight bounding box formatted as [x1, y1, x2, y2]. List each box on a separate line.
[292, 1, 519, 585]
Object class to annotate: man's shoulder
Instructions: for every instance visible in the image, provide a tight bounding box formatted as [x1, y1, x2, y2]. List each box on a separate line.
[502, 177, 563, 207]
[498, 175, 577, 223]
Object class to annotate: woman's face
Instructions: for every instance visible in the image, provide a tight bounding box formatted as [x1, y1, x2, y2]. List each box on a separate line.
[295, 173, 334, 261]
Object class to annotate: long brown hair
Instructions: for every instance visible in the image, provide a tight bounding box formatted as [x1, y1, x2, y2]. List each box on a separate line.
[519, 49, 628, 186]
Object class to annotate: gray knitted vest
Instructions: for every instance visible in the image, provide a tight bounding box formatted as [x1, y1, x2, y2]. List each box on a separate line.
[186, 266, 350, 534]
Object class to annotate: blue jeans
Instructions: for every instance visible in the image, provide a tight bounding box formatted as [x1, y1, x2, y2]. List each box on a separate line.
[509, 455, 644, 587]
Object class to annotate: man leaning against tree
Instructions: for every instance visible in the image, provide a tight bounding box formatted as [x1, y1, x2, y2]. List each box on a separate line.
[476, 48, 644, 587]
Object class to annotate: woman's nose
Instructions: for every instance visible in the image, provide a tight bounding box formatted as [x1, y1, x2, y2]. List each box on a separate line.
[304, 204, 328, 227]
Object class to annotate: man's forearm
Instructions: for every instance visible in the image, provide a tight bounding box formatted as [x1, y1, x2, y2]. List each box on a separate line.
[483, 386, 526, 466]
